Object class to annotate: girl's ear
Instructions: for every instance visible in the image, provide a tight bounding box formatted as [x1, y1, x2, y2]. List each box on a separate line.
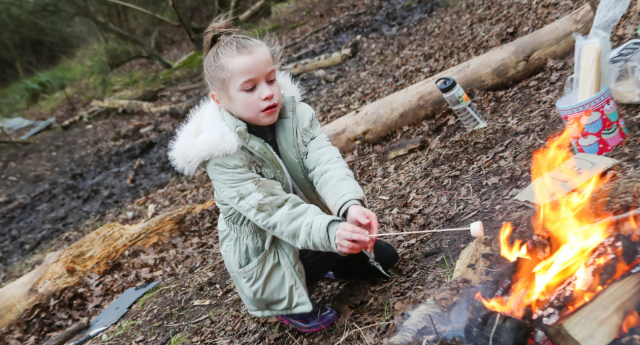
[210, 92, 223, 107]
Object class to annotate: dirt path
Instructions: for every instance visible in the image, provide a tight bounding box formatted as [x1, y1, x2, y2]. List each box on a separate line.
[2, 0, 640, 344]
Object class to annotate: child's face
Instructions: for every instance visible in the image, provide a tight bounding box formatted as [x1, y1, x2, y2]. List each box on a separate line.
[211, 48, 281, 126]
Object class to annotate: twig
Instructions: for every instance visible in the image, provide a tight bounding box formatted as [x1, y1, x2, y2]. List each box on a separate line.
[428, 314, 440, 341]
[153, 331, 172, 345]
[334, 321, 394, 345]
[285, 330, 300, 345]
[127, 158, 142, 185]
[283, 10, 366, 49]
[353, 322, 370, 345]
[43, 318, 90, 345]
[166, 314, 208, 327]
[105, 0, 179, 26]
[489, 313, 501, 345]
[0, 139, 30, 145]
[0, 125, 14, 140]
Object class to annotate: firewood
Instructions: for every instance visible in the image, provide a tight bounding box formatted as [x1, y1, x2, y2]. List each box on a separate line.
[321, 4, 595, 153]
[464, 303, 530, 345]
[389, 299, 449, 345]
[452, 237, 493, 285]
[578, 42, 601, 102]
[0, 201, 215, 329]
[545, 266, 640, 345]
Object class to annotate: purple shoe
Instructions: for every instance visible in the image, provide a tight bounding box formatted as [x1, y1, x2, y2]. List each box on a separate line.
[277, 303, 338, 332]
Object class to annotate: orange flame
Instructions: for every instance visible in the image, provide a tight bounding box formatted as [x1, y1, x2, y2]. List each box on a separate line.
[622, 311, 640, 333]
[499, 223, 528, 262]
[477, 121, 625, 317]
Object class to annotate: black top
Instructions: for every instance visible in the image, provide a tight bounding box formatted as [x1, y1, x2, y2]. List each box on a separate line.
[435, 77, 457, 94]
[247, 123, 281, 157]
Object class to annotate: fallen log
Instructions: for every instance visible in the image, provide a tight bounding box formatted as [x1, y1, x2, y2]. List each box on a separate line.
[322, 4, 595, 153]
[90, 99, 195, 117]
[545, 266, 640, 345]
[0, 200, 215, 329]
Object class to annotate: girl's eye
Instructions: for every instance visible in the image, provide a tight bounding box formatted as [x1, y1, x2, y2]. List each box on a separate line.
[244, 86, 256, 92]
[268, 78, 276, 84]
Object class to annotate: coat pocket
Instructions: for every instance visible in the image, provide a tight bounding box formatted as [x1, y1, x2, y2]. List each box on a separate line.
[235, 239, 305, 313]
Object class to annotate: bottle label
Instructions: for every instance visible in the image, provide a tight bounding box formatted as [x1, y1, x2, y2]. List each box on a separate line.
[456, 88, 470, 105]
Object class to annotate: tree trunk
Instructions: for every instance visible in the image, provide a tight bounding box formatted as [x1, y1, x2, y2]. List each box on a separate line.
[321, 4, 595, 153]
[91, 17, 174, 69]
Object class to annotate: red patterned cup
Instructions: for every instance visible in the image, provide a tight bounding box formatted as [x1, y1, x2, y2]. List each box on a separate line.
[555, 86, 628, 155]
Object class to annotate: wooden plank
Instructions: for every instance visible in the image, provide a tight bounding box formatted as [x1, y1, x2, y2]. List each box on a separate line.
[546, 269, 640, 345]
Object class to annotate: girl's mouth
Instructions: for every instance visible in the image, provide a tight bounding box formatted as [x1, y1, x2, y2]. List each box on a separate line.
[262, 103, 278, 113]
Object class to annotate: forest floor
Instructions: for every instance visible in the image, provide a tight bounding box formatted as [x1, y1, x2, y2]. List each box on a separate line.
[2, 0, 640, 344]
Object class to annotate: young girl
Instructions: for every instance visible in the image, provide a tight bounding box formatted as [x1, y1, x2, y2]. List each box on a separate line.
[169, 17, 399, 333]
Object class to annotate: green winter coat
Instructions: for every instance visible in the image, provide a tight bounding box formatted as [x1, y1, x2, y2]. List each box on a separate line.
[169, 72, 386, 317]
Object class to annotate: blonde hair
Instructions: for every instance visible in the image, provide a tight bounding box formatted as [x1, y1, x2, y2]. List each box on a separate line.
[202, 15, 281, 96]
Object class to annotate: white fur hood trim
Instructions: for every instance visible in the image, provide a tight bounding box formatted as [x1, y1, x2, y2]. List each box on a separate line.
[168, 71, 304, 176]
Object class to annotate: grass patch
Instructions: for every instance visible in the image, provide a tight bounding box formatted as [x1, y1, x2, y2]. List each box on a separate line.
[102, 319, 140, 341]
[137, 284, 161, 306]
[170, 332, 188, 345]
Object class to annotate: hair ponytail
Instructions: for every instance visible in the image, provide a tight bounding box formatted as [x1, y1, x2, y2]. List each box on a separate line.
[202, 15, 236, 59]
[201, 14, 281, 97]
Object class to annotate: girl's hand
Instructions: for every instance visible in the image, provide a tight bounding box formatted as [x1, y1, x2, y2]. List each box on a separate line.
[335, 223, 370, 254]
[346, 205, 379, 253]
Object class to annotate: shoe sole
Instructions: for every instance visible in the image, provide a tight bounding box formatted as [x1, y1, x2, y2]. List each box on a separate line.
[277, 316, 334, 333]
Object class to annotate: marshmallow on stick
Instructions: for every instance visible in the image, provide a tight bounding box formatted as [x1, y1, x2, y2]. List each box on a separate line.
[369, 221, 484, 238]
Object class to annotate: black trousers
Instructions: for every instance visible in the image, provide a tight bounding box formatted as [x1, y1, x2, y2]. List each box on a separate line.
[299, 240, 399, 286]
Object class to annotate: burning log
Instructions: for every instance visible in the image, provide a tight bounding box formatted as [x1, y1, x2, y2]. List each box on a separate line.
[464, 303, 530, 345]
[389, 299, 449, 345]
[545, 265, 640, 345]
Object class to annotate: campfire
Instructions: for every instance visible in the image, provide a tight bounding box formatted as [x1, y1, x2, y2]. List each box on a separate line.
[466, 127, 640, 345]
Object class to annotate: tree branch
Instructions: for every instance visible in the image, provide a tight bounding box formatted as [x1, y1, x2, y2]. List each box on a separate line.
[168, 0, 196, 47]
[105, 0, 179, 26]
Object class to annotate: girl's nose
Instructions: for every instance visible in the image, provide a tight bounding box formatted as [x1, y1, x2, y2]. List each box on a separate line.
[261, 86, 274, 101]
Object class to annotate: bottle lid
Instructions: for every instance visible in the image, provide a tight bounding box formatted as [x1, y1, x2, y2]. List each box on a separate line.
[435, 77, 457, 94]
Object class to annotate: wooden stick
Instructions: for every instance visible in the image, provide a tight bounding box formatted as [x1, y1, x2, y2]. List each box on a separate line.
[43, 318, 89, 345]
[369, 227, 470, 237]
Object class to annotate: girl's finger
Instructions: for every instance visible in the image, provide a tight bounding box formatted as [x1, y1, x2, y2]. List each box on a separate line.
[357, 212, 371, 226]
[348, 233, 370, 243]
